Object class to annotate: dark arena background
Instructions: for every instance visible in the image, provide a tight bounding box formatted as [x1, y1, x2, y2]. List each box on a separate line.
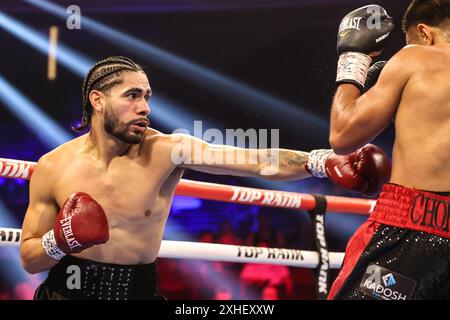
[0, 0, 410, 300]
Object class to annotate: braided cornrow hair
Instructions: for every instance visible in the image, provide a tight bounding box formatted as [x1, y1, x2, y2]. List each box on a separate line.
[73, 56, 144, 132]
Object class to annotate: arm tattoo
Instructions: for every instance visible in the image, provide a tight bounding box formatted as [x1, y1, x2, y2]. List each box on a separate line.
[279, 150, 309, 168]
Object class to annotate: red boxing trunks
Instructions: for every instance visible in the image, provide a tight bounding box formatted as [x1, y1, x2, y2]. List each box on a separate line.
[328, 183, 450, 300]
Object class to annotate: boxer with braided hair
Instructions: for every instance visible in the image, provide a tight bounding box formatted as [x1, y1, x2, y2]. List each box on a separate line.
[74, 56, 145, 134]
[20, 56, 390, 300]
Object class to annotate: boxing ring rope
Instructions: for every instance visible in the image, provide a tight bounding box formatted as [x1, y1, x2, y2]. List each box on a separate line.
[0, 157, 376, 214]
[0, 157, 375, 269]
[0, 227, 344, 268]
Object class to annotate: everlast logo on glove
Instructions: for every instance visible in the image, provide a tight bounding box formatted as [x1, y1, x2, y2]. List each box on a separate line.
[42, 193, 109, 261]
[410, 195, 450, 232]
[338, 5, 386, 35]
[59, 217, 82, 250]
[339, 16, 363, 32]
[335, 5, 395, 92]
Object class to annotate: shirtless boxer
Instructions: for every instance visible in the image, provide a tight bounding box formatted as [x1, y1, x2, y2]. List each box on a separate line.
[19, 56, 390, 300]
[328, 1, 450, 299]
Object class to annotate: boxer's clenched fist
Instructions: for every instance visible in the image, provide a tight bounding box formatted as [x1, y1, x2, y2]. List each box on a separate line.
[306, 144, 391, 197]
[41, 192, 109, 260]
[336, 5, 395, 91]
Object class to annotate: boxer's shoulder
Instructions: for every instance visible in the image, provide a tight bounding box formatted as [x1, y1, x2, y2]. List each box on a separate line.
[379, 45, 433, 78]
[37, 138, 80, 168]
[142, 129, 191, 149]
[388, 45, 423, 65]
[138, 129, 186, 162]
[51, 133, 85, 154]
[35, 136, 83, 175]
[141, 127, 164, 143]
[31, 152, 65, 188]
[395, 44, 445, 64]
[395, 45, 450, 78]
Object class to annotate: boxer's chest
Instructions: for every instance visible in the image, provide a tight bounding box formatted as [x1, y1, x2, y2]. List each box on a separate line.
[53, 155, 177, 225]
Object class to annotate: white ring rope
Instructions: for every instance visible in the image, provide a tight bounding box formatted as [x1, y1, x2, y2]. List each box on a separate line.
[0, 228, 344, 268]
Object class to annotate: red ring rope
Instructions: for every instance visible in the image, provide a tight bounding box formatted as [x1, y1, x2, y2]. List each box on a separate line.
[0, 157, 375, 214]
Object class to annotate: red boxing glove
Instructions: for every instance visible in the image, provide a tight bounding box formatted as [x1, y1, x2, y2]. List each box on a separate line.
[41, 192, 109, 260]
[306, 144, 391, 197]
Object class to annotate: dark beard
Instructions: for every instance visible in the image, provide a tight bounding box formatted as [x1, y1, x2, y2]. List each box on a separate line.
[103, 107, 143, 144]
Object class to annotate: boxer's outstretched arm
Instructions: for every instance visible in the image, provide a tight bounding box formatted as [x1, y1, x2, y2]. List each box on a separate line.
[170, 134, 311, 181]
[330, 47, 414, 154]
[20, 156, 60, 274]
[161, 133, 390, 195]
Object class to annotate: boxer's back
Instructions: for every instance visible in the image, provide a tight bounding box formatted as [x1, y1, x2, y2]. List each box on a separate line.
[391, 44, 450, 191]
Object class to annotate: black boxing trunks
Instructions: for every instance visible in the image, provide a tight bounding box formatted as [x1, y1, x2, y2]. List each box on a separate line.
[328, 183, 450, 300]
[34, 255, 165, 300]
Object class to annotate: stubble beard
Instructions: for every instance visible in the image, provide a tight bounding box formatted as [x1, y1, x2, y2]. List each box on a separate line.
[103, 106, 143, 144]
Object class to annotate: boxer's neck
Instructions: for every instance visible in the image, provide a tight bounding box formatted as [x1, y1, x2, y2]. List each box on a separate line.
[82, 128, 131, 168]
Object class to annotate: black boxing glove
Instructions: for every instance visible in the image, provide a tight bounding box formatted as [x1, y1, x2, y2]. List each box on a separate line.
[336, 5, 395, 91]
[363, 60, 386, 92]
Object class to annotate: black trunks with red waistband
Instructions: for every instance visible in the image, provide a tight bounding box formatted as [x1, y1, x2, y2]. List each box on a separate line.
[328, 183, 450, 300]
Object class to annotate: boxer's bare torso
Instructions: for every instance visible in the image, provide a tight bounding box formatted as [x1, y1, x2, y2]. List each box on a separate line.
[22, 124, 314, 270]
[25, 129, 183, 265]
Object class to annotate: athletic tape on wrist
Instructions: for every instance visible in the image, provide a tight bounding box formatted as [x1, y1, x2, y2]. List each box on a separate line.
[41, 229, 66, 261]
[306, 149, 333, 178]
[336, 52, 372, 88]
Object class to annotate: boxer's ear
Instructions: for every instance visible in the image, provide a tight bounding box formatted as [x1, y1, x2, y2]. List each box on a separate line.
[89, 90, 105, 112]
[416, 23, 435, 46]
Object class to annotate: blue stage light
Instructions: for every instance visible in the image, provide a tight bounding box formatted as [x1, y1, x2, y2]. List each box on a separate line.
[0, 12, 92, 77]
[171, 196, 202, 212]
[0, 74, 72, 148]
[23, 0, 328, 139]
